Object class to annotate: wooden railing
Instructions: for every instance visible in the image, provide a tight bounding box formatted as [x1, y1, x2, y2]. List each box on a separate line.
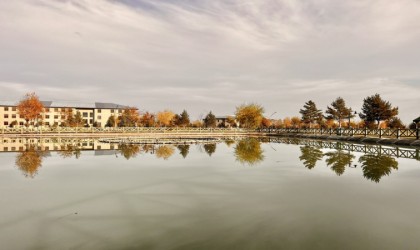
[258, 128, 419, 139]
[0, 127, 253, 135]
[1, 126, 419, 139]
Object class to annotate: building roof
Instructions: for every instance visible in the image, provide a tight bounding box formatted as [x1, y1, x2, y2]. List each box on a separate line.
[0, 100, 129, 109]
[413, 116, 420, 123]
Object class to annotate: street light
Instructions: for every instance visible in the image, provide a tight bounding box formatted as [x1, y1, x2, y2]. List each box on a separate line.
[348, 110, 357, 128]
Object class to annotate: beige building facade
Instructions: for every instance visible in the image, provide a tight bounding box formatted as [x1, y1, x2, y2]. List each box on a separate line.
[0, 101, 129, 128]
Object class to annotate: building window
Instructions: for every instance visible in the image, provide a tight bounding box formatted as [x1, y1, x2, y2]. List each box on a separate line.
[90, 113, 93, 117]
[4, 114, 8, 118]
[4, 107, 9, 111]
[111, 109, 114, 113]
[45, 108, 50, 112]
[12, 114, 16, 118]
[45, 122, 50, 126]
[54, 115, 59, 119]
[19, 122, 24, 126]
[98, 109, 102, 113]
[118, 109, 122, 113]
[90, 119, 93, 124]
[54, 108, 59, 112]
[46, 115, 50, 119]
[61, 108, 65, 112]
[83, 112, 88, 117]
[12, 107, 16, 111]
[97, 115, 102, 119]
[4, 122, 8, 126]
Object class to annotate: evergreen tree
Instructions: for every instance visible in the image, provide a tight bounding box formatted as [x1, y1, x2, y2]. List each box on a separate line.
[299, 100, 322, 128]
[74, 111, 84, 127]
[204, 111, 217, 128]
[105, 115, 116, 127]
[359, 94, 398, 128]
[177, 145, 190, 158]
[325, 97, 352, 128]
[178, 110, 190, 127]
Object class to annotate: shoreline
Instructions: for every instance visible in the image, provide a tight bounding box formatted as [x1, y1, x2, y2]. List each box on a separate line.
[0, 131, 419, 147]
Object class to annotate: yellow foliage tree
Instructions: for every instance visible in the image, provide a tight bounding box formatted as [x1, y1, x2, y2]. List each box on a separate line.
[157, 110, 175, 127]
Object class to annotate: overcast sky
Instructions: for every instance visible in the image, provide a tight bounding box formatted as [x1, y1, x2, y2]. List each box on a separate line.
[0, 0, 419, 123]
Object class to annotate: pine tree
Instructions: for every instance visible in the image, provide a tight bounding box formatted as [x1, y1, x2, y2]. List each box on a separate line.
[204, 111, 217, 128]
[299, 100, 322, 128]
[359, 94, 398, 128]
[178, 110, 190, 127]
[325, 97, 352, 128]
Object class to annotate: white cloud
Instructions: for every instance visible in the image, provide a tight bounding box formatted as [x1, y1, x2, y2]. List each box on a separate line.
[0, 0, 419, 123]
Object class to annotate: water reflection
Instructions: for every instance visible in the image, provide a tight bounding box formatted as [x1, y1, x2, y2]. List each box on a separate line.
[3, 137, 418, 182]
[15, 145, 46, 178]
[359, 154, 399, 183]
[155, 145, 175, 160]
[203, 143, 217, 156]
[299, 146, 323, 169]
[177, 144, 190, 158]
[57, 144, 82, 159]
[119, 144, 141, 159]
[234, 138, 264, 166]
[324, 150, 355, 176]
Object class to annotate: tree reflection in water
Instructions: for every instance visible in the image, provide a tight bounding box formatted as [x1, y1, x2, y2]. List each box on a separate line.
[177, 144, 190, 159]
[299, 145, 323, 169]
[203, 143, 217, 156]
[234, 138, 264, 166]
[324, 150, 355, 176]
[224, 139, 235, 147]
[156, 145, 175, 160]
[57, 144, 82, 159]
[15, 145, 45, 178]
[119, 144, 141, 160]
[359, 154, 398, 183]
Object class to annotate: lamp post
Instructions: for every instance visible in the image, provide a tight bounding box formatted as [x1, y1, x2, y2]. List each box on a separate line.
[348, 110, 357, 128]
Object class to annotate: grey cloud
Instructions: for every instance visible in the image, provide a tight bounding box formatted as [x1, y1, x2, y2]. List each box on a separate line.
[0, 0, 419, 123]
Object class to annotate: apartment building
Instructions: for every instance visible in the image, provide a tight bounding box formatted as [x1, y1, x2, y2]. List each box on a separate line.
[0, 101, 130, 128]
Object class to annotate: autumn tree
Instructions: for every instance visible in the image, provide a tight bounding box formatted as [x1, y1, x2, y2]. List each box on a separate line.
[387, 117, 405, 129]
[157, 110, 175, 127]
[235, 103, 264, 129]
[359, 94, 398, 129]
[325, 97, 352, 128]
[261, 117, 272, 128]
[291, 116, 301, 128]
[140, 112, 156, 127]
[17, 92, 44, 126]
[299, 100, 322, 128]
[283, 117, 292, 128]
[204, 111, 217, 128]
[118, 108, 140, 127]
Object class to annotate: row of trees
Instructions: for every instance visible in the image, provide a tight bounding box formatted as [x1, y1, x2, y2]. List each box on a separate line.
[11, 92, 414, 129]
[297, 94, 403, 129]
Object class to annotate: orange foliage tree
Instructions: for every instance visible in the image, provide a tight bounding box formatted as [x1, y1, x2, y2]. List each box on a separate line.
[15, 145, 45, 178]
[157, 110, 175, 127]
[17, 92, 44, 126]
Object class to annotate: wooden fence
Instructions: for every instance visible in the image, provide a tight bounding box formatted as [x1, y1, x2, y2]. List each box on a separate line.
[258, 128, 420, 139]
[0, 127, 419, 139]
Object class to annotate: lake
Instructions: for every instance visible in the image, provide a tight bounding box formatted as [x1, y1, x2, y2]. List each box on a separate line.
[0, 137, 419, 249]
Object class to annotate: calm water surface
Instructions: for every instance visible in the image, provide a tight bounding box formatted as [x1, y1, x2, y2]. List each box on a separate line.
[0, 138, 419, 249]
